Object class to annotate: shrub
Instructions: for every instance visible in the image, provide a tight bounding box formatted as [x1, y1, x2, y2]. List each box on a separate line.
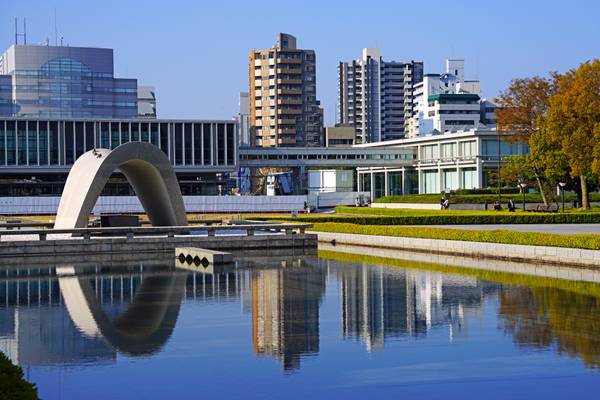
[375, 193, 600, 204]
[253, 209, 600, 225]
[0, 352, 39, 400]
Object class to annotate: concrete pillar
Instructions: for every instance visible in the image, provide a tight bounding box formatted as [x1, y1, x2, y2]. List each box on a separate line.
[401, 168, 406, 195]
[475, 159, 482, 188]
[437, 165, 443, 193]
[456, 164, 460, 190]
[384, 170, 389, 196]
[370, 171, 375, 200]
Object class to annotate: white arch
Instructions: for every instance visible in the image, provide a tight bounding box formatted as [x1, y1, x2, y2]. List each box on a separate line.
[55, 142, 187, 229]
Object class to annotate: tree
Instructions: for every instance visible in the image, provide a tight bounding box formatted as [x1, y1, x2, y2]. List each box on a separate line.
[496, 76, 557, 205]
[545, 60, 600, 209]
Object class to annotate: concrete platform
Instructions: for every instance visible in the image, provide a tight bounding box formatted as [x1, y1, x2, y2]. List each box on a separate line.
[0, 233, 317, 258]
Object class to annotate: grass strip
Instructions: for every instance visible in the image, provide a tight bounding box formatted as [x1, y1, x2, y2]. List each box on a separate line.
[310, 222, 600, 250]
[319, 249, 600, 298]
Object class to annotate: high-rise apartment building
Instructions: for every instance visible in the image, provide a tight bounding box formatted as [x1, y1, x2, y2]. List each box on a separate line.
[249, 33, 323, 147]
[338, 48, 423, 143]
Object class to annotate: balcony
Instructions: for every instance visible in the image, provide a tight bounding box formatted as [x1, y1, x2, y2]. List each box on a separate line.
[277, 137, 296, 145]
[277, 58, 302, 64]
[277, 68, 302, 74]
[277, 78, 302, 85]
[277, 108, 303, 115]
[277, 128, 296, 135]
[277, 98, 302, 105]
[277, 88, 302, 95]
[277, 118, 297, 125]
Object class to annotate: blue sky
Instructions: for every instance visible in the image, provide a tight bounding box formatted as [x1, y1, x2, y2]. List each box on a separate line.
[1, 0, 599, 123]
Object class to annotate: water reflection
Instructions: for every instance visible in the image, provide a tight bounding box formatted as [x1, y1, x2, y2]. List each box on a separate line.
[1, 253, 600, 377]
[498, 285, 600, 370]
[333, 261, 498, 351]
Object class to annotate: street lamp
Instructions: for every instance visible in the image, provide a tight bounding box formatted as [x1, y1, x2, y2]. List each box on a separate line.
[558, 182, 567, 212]
[518, 182, 528, 211]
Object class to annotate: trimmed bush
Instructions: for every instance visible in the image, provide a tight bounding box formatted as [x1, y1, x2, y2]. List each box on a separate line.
[375, 193, 600, 204]
[253, 210, 600, 225]
[0, 352, 39, 400]
[311, 222, 600, 250]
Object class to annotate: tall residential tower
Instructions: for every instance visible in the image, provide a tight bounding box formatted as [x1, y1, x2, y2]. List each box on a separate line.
[249, 33, 323, 147]
[337, 48, 423, 143]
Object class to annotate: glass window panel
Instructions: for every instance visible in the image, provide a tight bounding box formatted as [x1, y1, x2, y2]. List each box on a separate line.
[217, 124, 225, 165]
[159, 123, 168, 156]
[193, 123, 202, 164]
[49, 121, 59, 164]
[227, 123, 234, 165]
[131, 123, 139, 141]
[65, 122, 74, 164]
[141, 123, 149, 142]
[100, 122, 110, 148]
[184, 124, 192, 164]
[121, 123, 130, 144]
[85, 122, 95, 151]
[0, 122, 5, 166]
[203, 124, 211, 164]
[110, 122, 119, 149]
[39, 122, 48, 165]
[175, 123, 183, 165]
[17, 121, 27, 165]
[75, 122, 85, 157]
[150, 123, 158, 146]
[28, 123, 38, 165]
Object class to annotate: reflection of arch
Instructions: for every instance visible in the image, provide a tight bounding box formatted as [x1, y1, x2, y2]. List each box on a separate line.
[57, 266, 187, 355]
[55, 142, 187, 229]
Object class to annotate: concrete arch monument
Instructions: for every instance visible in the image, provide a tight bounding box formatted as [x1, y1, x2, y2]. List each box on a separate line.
[55, 142, 187, 229]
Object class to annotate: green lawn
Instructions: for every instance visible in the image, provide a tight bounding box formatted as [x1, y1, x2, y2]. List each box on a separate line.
[311, 222, 600, 250]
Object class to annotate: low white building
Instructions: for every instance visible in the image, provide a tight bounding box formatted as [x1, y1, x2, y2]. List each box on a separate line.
[355, 128, 529, 197]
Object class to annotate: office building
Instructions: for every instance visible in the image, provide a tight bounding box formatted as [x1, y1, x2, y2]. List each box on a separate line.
[337, 48, 423, 143]
[0, 44, 154, 119]
[0, 117, 237, 195]
[249, 33, 323, 147]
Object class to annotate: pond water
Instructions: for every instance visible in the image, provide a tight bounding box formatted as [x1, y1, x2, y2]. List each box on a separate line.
[1, 250, 600, 399]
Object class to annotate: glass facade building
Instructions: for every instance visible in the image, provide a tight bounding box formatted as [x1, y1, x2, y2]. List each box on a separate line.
[0, 118, 237, 196]
[0, 45, 139, 119]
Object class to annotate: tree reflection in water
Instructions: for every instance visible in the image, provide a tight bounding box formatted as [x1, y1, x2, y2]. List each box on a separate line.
[498, 285, 600, 369]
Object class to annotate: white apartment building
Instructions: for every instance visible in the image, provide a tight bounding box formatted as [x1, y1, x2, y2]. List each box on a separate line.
[407, 59, 495, 138]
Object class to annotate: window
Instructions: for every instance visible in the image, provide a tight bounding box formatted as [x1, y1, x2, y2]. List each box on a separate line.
[441, 143, 456, 159]
[421, 144, 438, 161]
[459, 140, 476, 158]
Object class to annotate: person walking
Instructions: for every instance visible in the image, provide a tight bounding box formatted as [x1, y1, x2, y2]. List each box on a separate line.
[508, 198, 516, 212]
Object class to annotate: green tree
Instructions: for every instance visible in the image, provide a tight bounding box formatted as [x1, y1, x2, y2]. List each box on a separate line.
[546, 60, 600, 209]
[496, 76, 557, 205]
[0, 352, 39, 400]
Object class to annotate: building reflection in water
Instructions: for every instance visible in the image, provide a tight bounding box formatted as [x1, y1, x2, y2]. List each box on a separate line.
[248, 259, 326, 371]
[4, 257, 599, 374]
[333, 261, 497, 351]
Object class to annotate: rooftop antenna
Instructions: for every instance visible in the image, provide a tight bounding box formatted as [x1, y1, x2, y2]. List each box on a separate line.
[14, 17, 27, 45]
[54, 8, 58, 46]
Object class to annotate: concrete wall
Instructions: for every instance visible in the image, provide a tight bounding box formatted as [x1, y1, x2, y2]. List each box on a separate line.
[316, 231, 600, 268]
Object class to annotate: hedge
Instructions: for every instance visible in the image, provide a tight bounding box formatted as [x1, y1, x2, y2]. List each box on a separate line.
[252, 211, 600, 225]
[311, 222, 600, 250]
[375, 193, 600, 204]
[0, 352, 38, 400]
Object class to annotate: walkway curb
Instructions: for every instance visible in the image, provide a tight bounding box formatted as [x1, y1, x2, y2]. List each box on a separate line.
[315, 231, 600, 268]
